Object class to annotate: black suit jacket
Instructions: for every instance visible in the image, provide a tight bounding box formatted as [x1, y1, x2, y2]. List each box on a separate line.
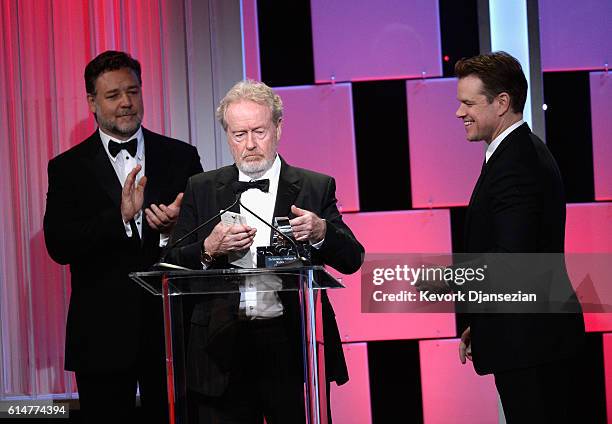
[167, 157, 364, 396]
[464, 123, 584, 375]
[44, 128, 202, 373]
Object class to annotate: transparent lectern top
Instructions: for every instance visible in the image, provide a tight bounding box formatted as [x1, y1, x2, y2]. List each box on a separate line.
[129, 266, 344, 296]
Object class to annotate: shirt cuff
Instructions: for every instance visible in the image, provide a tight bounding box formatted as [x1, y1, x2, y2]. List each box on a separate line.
[124, 220, 132, 237]
[159, 233, 169, 247]
[311, 238, 324, 249]
[124, 211, 142, 238]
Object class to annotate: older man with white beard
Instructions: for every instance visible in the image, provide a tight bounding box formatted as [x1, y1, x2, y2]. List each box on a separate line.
[167, 79, 364, 423]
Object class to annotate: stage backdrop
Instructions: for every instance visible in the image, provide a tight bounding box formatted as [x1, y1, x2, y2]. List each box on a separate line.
[1, 1, 611, 422]
[0, 0, 245, 398]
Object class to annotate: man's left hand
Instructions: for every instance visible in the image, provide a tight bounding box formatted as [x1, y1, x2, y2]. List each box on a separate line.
[145, 192, 183, 233]
[290, 205, 326, 244]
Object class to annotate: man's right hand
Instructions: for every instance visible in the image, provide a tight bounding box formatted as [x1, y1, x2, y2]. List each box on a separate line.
[203, 221, 257, 256]
[121, 164, 147, 222]
[459, 326, 472, 364]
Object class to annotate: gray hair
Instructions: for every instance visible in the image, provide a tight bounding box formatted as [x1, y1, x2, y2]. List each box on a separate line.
[216, 80, 283, 131]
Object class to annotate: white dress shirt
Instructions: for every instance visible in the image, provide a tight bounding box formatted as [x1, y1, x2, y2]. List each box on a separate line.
[99, 127, 145, 239]
[232, 155, 285, 319]
[99, 127, 171, 247]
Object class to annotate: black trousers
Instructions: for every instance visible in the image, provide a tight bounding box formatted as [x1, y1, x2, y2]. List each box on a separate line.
[494, 356, 578, 424]
[74, 330, 168, 424]
[75, 367, 167, 424]
[189, 317, 333, 424]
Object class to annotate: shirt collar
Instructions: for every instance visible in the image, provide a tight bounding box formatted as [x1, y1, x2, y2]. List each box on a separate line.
[486, 119, 524, 163]
[99, 126, 144, 161]
[238, 154, 281, 183]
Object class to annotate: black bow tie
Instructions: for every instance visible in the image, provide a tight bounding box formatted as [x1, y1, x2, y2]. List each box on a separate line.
[232, 179, 270, 194]
[108, 138, 137, 158]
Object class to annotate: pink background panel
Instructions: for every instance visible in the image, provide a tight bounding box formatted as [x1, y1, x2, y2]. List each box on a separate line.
[407, 79, 484, 208]
[566, 203, 612, 253]
[604, 334, 612, 424]
[241, 0, 261, 81]
[539, 0, 612, 71]
[276, 84, 359, 212]
[328, 211, 456, 342]
[330, 343, 372, 424]
[420, 339, 498, 424]
[310, 0, 442, 83]
[566, 203, 612, 332]
[590, 72, 612, 201]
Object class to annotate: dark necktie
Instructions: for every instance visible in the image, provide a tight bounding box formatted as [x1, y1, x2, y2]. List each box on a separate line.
[108, 138, 137, 158]
[232, 179, 270, 194]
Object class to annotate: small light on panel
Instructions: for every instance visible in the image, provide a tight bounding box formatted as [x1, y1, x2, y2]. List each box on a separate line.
[542, 103, 548, 111]
[443, 55, 450, 62]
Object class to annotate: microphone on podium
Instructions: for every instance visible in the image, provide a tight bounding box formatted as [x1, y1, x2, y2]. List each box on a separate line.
[230, 181, 310, 267]
[151, 190, 243, 270]
[152, 182, 309, 270]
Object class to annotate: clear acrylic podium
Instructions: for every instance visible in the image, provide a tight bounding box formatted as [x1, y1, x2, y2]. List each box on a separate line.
[130, 266, 344, 424]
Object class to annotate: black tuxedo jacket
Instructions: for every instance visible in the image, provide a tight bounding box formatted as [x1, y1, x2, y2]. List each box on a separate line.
[464, 123, 584, 375]
[44, 128, 202, 373]
[167, 157, 364, 396]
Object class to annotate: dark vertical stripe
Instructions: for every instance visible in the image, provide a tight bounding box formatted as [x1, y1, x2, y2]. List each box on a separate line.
[352, 80, 411, 212]
[568, 333, 607, 423]
[450, 206, 467, 253]
[543, 71, 595, 203]
[368, 340, 423, 424]
[439, 0, 480, 77]
[257, 0, 314, 87]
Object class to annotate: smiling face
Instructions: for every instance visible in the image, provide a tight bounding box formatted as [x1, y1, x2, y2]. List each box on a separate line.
[224, 100, 281, 178]
[87, 67, 144, 140]
[455, 75, 503, 144]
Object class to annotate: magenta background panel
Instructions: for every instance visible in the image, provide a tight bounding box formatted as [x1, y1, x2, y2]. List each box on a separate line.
[565, 203, 612, 332]
[407, 79, 484, 208]
[276, 84, 359, 212]
[420, 339, 498, 424]
[539, 0, 612, 71]
[328, 211, 455, 342]
[330, 343, 371, 424]
[241, 0, 261, 81]
[590, 72, 612, 201]
[566, 203, 612, 254]
[310, 0, 442, 83]
[604, 334, 612, 424]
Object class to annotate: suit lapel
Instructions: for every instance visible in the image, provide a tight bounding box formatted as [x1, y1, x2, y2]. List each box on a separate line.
[273, 158, 301, 219]
[142, 129, 165, 246]
[485, 122, 528, 169]
[87, 131, 123, 210]
[143, 128, 164, 210]
[464, 123, 531, 246]
[464, 160, 487, 245]
[468, 160, 488, 208]
[272, 159, 301, 244]
[216, 165, 241, 214]
[468, 123, 530, 209]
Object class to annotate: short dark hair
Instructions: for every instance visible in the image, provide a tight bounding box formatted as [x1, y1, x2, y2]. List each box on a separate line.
[84, 50, 142, 95]
[455, 51, 528, 113]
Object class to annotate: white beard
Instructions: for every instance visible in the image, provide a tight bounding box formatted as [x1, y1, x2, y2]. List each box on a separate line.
[236, 155, 275, 179]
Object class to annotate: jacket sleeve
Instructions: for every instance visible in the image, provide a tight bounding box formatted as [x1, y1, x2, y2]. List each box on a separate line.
[43, 157, 137, 265]
[316, 177, 365, 275]
[487, 161, 540, 253]
[163, 177, 208, 269]
[186, 144, 204, 177]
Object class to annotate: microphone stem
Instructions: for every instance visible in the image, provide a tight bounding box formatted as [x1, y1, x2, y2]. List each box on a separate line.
[237, 199, 308, 264]
[157, 195, 241, 265]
